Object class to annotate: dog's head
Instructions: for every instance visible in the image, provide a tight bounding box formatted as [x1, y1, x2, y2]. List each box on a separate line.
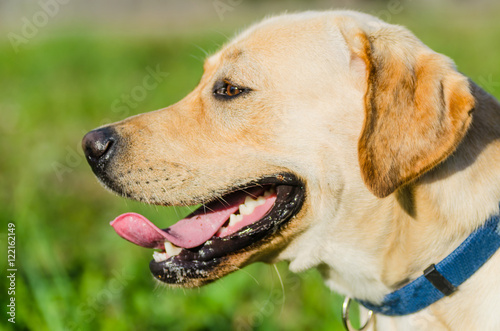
[82, 11, 474, 290]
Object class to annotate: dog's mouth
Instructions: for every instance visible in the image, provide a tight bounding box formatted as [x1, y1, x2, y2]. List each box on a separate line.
[110, 173, 305, 286]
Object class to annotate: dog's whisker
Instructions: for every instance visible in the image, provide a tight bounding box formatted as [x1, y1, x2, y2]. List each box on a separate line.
[211, 29, 231, 41]
[215, 196, 231, 207]
[273, 264, 286, 317]
[189, 53, 205, 63]
[239, 188, 263, 199]
[201, 203, 215, 213]
[190, 43, 209, 58]
[231, 264, 260, 286]
[184, 205, 198, 213]
[171, 206, 182, 219]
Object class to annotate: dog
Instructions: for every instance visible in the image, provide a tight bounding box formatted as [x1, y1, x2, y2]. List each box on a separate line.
[82, 10, 500, 330]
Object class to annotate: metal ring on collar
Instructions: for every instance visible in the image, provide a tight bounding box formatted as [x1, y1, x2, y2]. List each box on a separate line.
[342, 297, 374, 331]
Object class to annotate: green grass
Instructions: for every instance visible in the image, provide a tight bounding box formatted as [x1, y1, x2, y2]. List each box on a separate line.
[1, 8, 500, 331]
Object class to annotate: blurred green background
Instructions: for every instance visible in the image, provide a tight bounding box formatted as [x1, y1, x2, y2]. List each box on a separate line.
[1, 0, 500, 330]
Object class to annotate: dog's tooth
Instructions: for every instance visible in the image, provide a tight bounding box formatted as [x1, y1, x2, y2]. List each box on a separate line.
[229, 214, 243, 226]
[164, 241, 182, 257]
[229, 214, 237, 225]
[240, 195, 268, 215]
[239, 203, 253, 215]
[244, 195, 256, 205]
[251, 196, 266, 207]
[216, 226, 227, 236]
[256, 196, 266, 203]
[153, 251, 168, 262]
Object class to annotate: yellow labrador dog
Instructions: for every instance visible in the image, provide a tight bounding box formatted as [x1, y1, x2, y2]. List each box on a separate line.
[83, 10, 500, 330]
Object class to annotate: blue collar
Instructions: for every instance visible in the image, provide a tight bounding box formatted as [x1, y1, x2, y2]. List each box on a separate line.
[359, 206, 500, 316]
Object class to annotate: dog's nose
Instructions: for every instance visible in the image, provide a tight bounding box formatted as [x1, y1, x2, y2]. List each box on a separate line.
[82, 127, 117, 170]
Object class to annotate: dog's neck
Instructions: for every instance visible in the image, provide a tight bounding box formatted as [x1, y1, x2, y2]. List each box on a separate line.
[279, 82, 500, 328]
[282, 83, 500, 329]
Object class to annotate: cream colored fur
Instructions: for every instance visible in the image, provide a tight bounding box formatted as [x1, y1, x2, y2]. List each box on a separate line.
[106, 11, 500, 330]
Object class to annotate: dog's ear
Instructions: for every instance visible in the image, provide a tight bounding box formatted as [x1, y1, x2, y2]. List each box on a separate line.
[339, 18, 475, 198]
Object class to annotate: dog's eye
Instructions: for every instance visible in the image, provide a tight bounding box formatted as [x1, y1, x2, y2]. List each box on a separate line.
[214, 81, 245, 98]
[226, 84, 242, 97]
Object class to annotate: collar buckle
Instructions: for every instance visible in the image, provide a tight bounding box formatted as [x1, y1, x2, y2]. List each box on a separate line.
[342, 297, 374, 331]
[423, 263, 457, 296]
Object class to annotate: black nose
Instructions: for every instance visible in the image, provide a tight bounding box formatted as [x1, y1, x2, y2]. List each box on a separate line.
[82, 127, 117, 171]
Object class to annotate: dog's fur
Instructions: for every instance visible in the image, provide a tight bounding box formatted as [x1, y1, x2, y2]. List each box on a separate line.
[97, 11, 500, 330]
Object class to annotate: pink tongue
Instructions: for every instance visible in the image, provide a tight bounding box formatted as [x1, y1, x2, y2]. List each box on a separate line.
[110, 205, 240, 249]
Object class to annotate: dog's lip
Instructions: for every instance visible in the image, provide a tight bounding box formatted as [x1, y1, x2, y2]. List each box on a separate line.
[145, 173, 305, 284]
